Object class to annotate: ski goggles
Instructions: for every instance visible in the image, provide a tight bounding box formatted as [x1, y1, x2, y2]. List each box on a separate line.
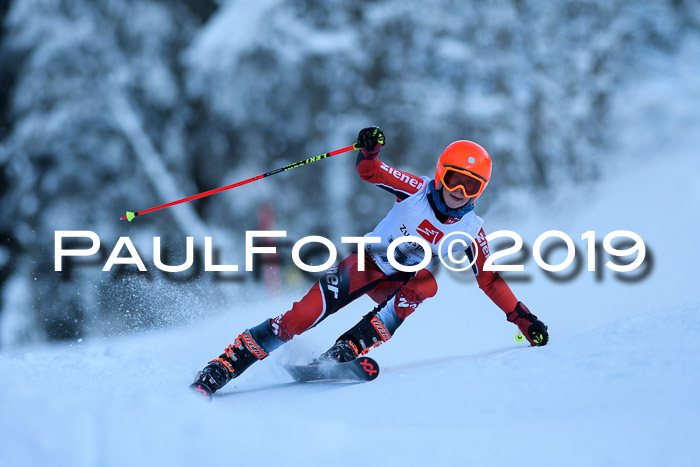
[440, 165, 487, 198]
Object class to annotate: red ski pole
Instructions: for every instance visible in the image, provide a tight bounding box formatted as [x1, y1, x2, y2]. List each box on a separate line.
[121, 143, 359, 222]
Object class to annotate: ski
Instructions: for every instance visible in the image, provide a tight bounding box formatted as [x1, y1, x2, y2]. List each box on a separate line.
[283, 356, 380, 383]
[190, 357, 380, 401]
[189, 381, 214, 401]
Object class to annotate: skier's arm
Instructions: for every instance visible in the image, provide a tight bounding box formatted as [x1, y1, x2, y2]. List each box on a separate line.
[470, 228, 519, 313]
[470, 228, 549, 346]
[355, 126, 424, 201]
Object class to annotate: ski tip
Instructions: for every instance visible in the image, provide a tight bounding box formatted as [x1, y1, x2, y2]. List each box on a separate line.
[189, 382, 213, 402]
[284, 356, 380, 383]
[357, 357, 380, 381]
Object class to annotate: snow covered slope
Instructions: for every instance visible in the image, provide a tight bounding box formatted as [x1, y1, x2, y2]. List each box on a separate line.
[1, 299, 698, 466]
[2, 37, 700, 467]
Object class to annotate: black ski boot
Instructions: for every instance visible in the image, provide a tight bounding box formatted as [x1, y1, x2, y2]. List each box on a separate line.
[318, 339, 360, 363]
[190, 321, 283, 400]
[318, 312, 393, 364]
[190, 359, 234, 400]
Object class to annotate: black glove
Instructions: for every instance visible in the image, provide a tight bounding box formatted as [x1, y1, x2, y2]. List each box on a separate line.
[356, 126, 385, 156]
[527, 319, 549, 346]
[507, 302, 549, 346]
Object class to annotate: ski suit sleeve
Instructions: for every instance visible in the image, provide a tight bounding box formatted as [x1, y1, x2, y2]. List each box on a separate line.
[355, 151, 425, 201]
[469, 227, 519, 315]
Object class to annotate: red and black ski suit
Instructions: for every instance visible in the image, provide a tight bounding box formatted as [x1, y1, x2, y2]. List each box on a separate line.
[198, 145, 547, 393]
[260, 150, 527, 353]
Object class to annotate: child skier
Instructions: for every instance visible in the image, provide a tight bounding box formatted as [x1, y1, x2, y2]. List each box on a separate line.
[191, 126, 549, 393]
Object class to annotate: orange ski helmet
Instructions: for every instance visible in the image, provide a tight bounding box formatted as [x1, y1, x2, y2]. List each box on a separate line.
[434, 140, 492, 199]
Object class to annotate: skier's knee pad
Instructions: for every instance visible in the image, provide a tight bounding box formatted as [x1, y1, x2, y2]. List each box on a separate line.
[393, 269, 437, 319]
[404, 269, 438, 300]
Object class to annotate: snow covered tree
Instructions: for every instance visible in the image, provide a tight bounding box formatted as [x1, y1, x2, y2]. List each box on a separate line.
[0, 0, 697, 345]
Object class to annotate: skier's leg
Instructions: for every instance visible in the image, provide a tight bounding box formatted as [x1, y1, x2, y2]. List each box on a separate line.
[321, 268, 438, 362]
[193, 253, 385, 392]
[269, 252, 387, 341]
[192, 319, 284, 393]
[379, 268, 439, 322]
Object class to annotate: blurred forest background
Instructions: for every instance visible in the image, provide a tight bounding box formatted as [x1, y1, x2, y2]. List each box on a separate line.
[0, 0, 698, 346]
